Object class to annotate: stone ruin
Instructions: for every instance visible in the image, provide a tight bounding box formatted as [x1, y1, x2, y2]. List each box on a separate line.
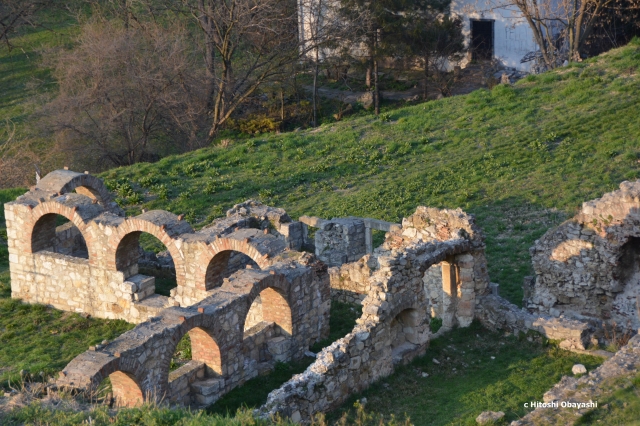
[6, 169, 640, 422]
[525, 180, 640, 329]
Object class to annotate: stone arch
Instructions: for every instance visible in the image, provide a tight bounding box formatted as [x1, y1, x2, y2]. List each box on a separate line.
[203, 250, 262, 290]
[36, 170, 114, 206]
[188, 327, 223, 376]
[27, 202, 94, 260]
[107, 214, 190, 286]
[196, 238, 272, 291]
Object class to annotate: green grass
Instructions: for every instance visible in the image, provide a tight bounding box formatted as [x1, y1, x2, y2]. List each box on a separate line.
[97, 39, 640, 305]
[328, 322, 604, 425]
[577, 373, 640, 425]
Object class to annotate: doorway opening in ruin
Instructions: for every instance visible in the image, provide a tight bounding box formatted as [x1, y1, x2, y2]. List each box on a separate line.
[423, 259, 458, 330]
[390, 308, 423, 365]
[244, 287, 293, 364]
[97, 371, 144, 408]
[31, 213, 88, 258]
[205, 250, 260, 290]
[115, 232, 176, 297]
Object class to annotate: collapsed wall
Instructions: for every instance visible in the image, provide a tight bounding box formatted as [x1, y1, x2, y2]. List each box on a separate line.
[257, 207, 490, 422]
[525, 180, 640, 328]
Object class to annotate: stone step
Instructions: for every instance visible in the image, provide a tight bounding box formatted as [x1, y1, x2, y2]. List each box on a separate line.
[125, 274, 155, 291]
[191, 377, 225, 405]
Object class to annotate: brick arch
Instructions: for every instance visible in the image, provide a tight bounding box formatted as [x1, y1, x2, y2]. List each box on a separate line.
[195, 239, 273, 291]
[37, 170, 114, 206]
[107, 217, 188, 286]
[27, 202, 96, 260]
[241, 273, 293, 337]
[78, 356, 148, 407]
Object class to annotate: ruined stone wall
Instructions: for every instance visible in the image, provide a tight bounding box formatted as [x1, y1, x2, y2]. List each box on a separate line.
[57, 260, 331, 408]
[4, 171, 311, 323]
[257, 207, 488, 422]
[526, 180, 640, 328]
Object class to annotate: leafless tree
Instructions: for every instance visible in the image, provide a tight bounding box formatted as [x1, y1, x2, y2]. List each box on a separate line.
[43, 19, 207, 168]
[163, 0, 301, 141]
[485, 0, 617, 68]
[0, 0, 55, 50]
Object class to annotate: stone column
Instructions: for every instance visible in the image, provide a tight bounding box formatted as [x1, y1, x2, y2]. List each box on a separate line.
[441, 259, 458, 329]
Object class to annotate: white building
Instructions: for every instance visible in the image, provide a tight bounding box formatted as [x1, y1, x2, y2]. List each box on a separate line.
[451, 0, 540, 71]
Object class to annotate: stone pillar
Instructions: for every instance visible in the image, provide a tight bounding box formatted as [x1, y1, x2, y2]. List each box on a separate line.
[441, 259, 458, 329]
[365, 226, 373, 254]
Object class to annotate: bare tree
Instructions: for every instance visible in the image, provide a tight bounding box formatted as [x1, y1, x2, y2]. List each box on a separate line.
[43, 19, 207, 168]
[0, 0, 55, 50]
[161, 0, 301, 141]
[486, 0, 616, 68]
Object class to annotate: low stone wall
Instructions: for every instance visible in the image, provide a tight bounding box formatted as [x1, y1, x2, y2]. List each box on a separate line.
[476, 294, 596, 350]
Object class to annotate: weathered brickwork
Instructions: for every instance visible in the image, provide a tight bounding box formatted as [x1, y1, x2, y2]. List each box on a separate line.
[526, 180, 640, 328]
[257, 207, 489, 422]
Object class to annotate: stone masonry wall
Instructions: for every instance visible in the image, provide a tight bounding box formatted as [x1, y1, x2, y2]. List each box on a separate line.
[57, 257, 331, 408]
[5, 172, 309, 323]
[257, 206, 488, 422]
[526, 180, 640, 328]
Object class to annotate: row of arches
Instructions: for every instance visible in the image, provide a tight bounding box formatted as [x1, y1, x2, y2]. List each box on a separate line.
[91, 283, 294, 407]
[27, 204, 269, 297]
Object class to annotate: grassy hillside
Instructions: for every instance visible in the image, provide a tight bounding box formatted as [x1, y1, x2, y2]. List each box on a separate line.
[2, 39, 640, 426]
[101, 39, 640, 304]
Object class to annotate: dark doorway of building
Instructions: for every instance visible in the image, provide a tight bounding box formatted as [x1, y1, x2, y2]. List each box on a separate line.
[471, 20, 494, 61]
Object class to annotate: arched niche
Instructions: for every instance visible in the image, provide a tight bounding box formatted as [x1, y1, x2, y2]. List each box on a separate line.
[245, 286, 293, 336]
[390, 308, 426, 364]
[115, 231, 177, 296]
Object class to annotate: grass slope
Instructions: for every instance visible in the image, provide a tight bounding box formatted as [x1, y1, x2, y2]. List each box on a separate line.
[2, 39, 640, 425]
[103, 39, 640, 304]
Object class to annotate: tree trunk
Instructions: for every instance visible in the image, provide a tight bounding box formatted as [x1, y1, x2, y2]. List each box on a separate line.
[423, 54, 429, 101]
[366, 66, 371, 88]
[312, 49, 319, 127]
[373, 28, 379, 116]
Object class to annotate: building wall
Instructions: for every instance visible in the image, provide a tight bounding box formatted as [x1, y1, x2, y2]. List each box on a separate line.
[451, 0, 539, 71]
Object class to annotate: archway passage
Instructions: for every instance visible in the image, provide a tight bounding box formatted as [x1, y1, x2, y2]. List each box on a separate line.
[115, 232, 177, 296]
[205, 250, 260, 290]
[31, 213, 88, 259]
[245, 287, 293, 336]
[390, 308, 423, 364]
[109, 371, 144, 407]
